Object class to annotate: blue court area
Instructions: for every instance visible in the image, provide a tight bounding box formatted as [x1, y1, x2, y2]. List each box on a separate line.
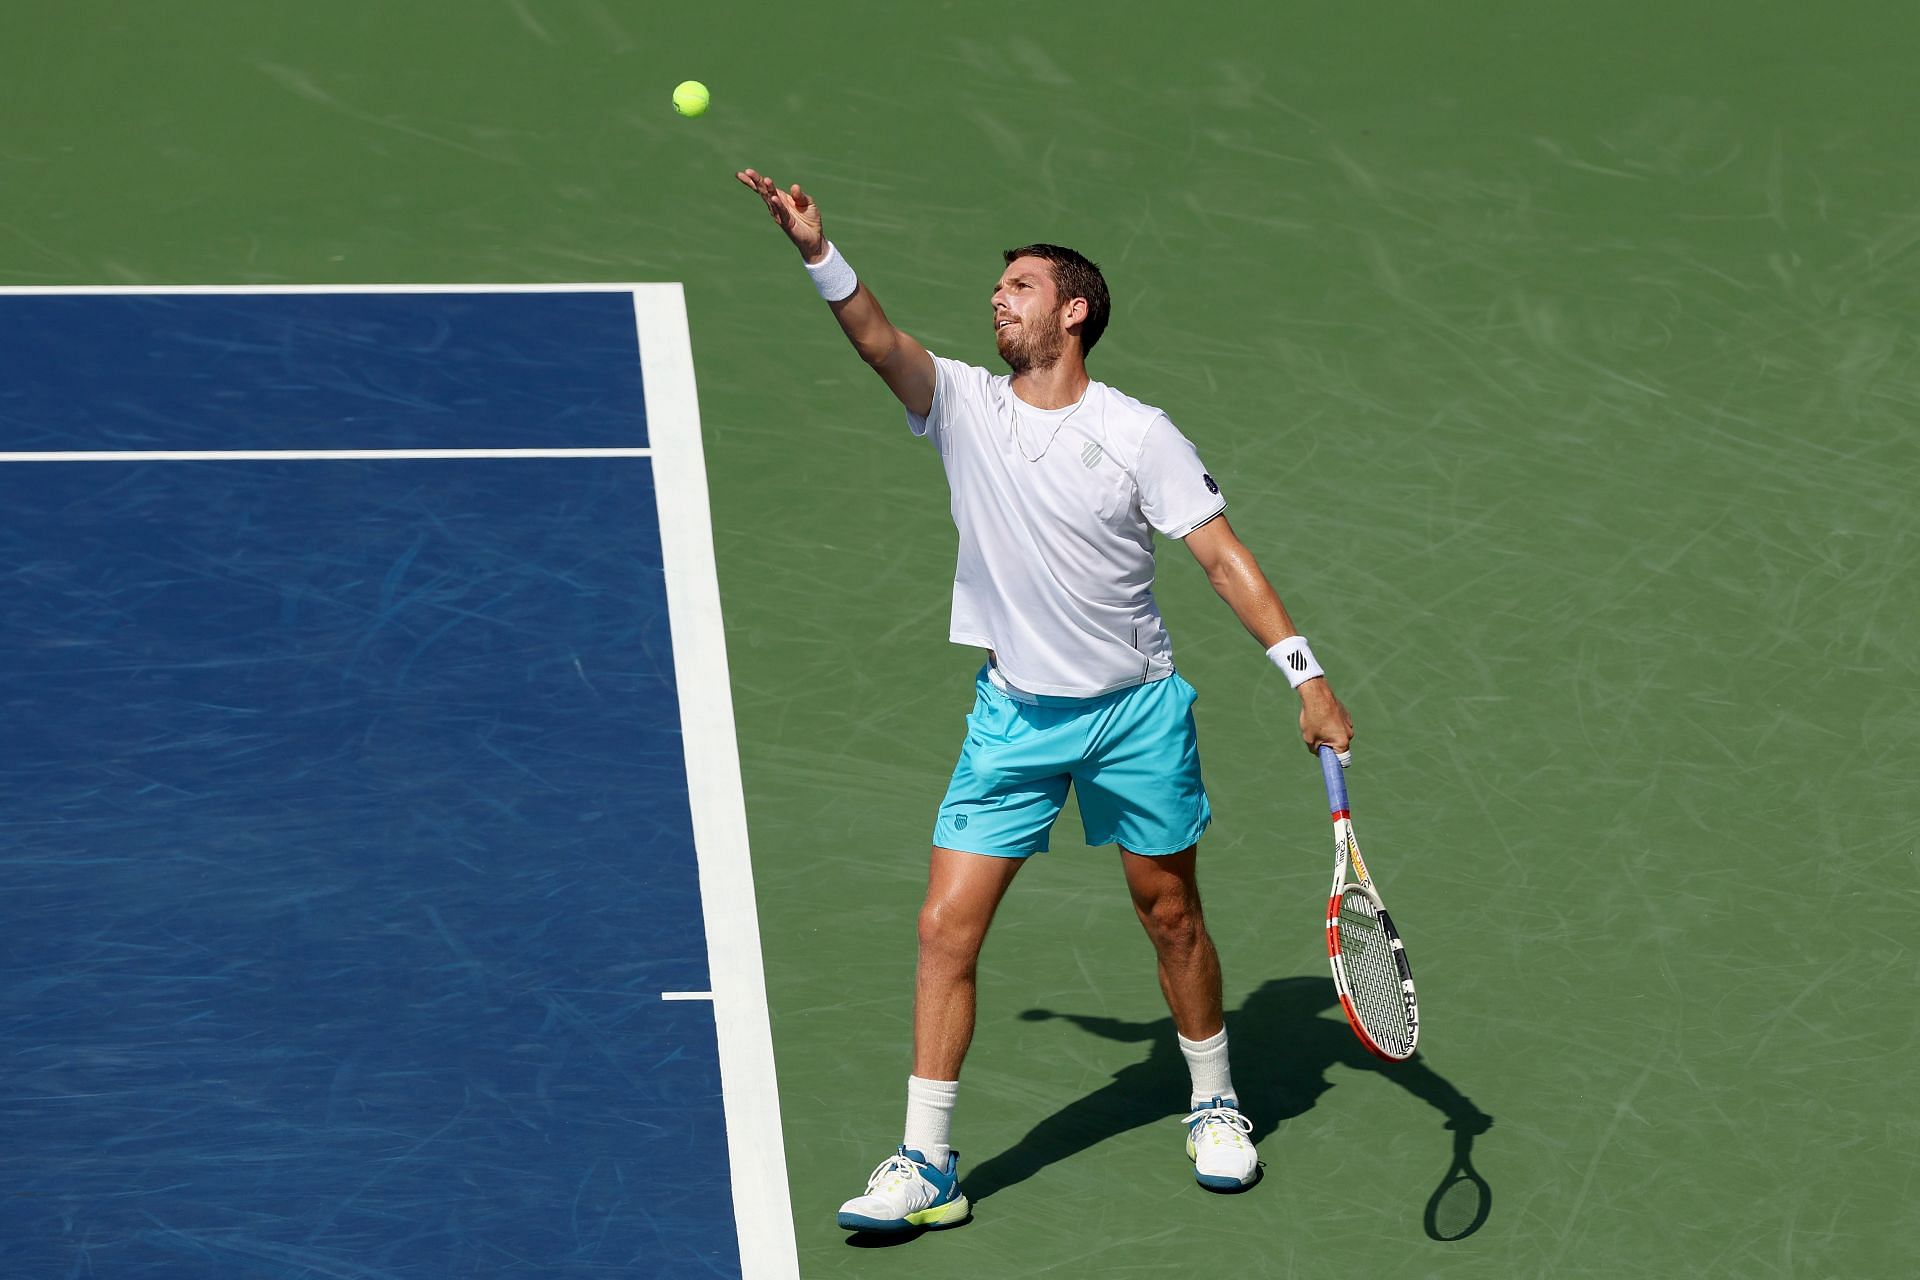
[1, 295, 744, 1277]
[0, 292, 650, 451]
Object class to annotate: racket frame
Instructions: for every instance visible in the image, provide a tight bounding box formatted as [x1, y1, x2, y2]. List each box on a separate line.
[1319, 745, 1419, 1061]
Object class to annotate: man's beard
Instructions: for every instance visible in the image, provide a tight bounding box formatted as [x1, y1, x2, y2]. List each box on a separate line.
[996, 309, 1068, 374]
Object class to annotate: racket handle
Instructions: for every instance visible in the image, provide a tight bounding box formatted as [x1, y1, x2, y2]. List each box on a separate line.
[1318, 744, 1350, 814]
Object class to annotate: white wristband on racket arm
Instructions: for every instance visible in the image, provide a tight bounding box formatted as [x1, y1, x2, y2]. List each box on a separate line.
[804, 241, 859, 302]
[1267, 635, 1326, 689]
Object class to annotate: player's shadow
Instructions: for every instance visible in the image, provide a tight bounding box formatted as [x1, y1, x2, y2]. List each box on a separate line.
[965, 975, 1493, 1240]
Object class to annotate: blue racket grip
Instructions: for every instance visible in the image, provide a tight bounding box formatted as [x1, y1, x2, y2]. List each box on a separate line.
[1318, 744, 1349, 815]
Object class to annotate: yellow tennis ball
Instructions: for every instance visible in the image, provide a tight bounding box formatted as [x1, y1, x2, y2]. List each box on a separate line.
[672, 80, 710, 118]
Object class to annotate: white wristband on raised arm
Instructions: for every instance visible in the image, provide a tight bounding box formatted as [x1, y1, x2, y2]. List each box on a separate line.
[805, 241, 859, 302]
[1267, 635, 1325, 689]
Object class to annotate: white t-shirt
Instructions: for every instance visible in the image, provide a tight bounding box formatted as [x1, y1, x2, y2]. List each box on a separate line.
[906, 354, 1226, 698]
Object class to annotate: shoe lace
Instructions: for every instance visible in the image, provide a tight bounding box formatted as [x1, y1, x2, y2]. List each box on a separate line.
[864, 1153, 921, 1194]
[1183, 1104, 1253, 1141]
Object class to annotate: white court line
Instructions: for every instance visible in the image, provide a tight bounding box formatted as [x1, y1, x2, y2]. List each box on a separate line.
[636, 285, 799, 1280]
[660, 991, 717, 1002]
[0, 449, 654, 463]
[0, 282, 644, 295]
[0, 283, 799, 1278]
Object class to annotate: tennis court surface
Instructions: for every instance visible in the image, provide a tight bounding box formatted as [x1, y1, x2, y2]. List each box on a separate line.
[4, 5, 1917, 1277]
[0, 287, 794, 1278]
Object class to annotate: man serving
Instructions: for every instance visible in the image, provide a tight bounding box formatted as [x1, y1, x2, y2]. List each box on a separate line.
[737, 168, 1354, 1232]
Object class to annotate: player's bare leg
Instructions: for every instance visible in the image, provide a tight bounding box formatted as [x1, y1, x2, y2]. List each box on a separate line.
[913, 845, 1026, 1079]
[1119, 845, 1223, 1040]
[1121, 844, 1258, 1190]
[837, 845, 1018, 1233]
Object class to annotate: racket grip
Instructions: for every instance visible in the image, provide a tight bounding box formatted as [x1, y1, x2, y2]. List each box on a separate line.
[1318, 744, 1350, 814]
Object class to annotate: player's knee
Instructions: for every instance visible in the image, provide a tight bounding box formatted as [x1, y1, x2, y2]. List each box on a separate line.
[1138, 893, 1205, 954]
[917, 899, 988, 968]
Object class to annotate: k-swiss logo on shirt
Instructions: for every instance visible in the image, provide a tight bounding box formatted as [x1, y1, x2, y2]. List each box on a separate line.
[1203, 473, 1220, 494]
[1080, 441, 1104, 469]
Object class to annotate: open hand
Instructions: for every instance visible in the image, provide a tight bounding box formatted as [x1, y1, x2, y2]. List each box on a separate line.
[735, 168, 826, 263]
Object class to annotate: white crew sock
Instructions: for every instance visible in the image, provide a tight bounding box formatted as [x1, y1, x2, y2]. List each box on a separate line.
[1178, 1027, 1237, 1110]
[903, 1075, 959, 1168]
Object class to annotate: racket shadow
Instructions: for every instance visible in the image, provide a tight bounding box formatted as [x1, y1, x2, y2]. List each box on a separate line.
[970, 974, 1493, 1236]
[1423, 1123, 1494, 1241]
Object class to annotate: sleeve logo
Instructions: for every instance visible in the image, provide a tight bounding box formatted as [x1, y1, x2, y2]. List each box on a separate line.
[1202, 473, 1219, 494]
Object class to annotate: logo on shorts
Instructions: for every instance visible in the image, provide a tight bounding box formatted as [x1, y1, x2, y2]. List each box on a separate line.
[953, 814, 969, 830]
[1203, 473, 1219, 494]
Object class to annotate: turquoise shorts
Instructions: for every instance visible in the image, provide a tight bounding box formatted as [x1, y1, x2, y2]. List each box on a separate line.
[933, 665, 1212, 858]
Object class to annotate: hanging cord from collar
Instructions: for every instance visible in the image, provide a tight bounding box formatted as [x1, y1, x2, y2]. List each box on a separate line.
[1007, 387, 1091, 463]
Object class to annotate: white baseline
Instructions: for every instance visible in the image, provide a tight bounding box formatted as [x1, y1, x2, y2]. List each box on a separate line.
[634, 284, 799, 1280]
[0, 448, 652, 463]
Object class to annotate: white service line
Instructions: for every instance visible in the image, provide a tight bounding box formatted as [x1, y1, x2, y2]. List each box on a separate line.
[0, 449, 653, 463]
[660, 991, 717, 1002]
[636, 284, 798, 1280]
[0, 282, 646, 296]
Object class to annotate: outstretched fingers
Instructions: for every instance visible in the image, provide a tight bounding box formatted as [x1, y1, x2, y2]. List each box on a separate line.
[735, 168, 786, 220]
[736, 168, 827, 258]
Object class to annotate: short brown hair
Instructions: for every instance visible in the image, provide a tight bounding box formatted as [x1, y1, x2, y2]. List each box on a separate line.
[1003, 244, 1110, 354]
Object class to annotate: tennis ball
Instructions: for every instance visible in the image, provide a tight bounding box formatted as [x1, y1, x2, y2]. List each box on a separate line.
[672, 80, 710, 118]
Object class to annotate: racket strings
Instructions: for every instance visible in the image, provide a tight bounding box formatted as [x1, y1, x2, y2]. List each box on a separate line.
[1336, 888, 1412, 1057]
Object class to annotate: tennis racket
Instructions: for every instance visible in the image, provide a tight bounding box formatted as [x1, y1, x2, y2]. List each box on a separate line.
[1319, 744, 1419, 1061]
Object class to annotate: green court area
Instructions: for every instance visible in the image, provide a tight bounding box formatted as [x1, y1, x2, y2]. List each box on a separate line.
[7, 3, 1914, 1276]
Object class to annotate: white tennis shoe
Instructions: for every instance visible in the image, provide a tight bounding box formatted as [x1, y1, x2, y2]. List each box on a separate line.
[1185, 1097, 1259, 1190]
[836, 1147, 971, 1232]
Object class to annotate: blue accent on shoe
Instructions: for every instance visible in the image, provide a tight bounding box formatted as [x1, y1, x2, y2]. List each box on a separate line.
[1185, 1095, 1239, 1126]
[1196, 1171, 1252, 1190]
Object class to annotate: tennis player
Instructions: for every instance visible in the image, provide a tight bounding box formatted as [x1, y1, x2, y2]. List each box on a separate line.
[738, 168, 1355, 1231]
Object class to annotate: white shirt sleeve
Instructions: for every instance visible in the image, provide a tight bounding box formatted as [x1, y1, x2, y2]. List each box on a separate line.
[905, 355, 977, 455]
[1135, 414, 1226, 539]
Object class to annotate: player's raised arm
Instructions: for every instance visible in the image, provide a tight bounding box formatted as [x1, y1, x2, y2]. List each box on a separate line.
[1183, 515, 1354, 756]
[736, 168, 936, 418]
